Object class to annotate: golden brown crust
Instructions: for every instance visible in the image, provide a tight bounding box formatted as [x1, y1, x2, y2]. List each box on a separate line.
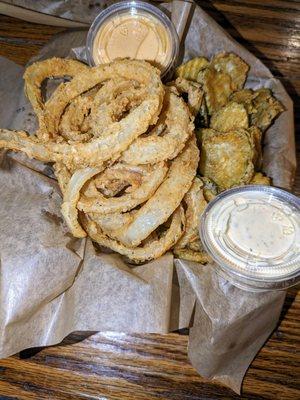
[199, 128, 255, 190]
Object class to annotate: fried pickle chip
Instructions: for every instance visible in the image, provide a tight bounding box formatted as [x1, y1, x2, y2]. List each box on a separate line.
[172, 77, 204, 116]
[231, 88, 284, 132]
[248, 126, 263, 169]
[187, 239, 203, 252]
[175, 57, 209, 81]
[197, 67, 234, 114]
[250, 172, 271, 185]
[210, 102, 248, 132]
[251, 88, 284, 132]
[195, 97, 209, 129]
[173, 248, 211, 264]
[230, 89, 257, 113]
[210, 52, 249, 90]
[199, 128, 255, 190]
[201, 176, 218, 202]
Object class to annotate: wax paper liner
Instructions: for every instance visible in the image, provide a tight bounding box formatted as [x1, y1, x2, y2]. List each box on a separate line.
[0, 1, 294, 394]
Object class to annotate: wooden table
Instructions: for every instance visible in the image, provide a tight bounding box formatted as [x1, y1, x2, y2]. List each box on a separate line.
[0, 1, 299, 399]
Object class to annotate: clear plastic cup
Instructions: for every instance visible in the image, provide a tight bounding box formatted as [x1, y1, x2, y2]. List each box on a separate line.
[86, 1, 179, 78]
[200, 185, 300, 292]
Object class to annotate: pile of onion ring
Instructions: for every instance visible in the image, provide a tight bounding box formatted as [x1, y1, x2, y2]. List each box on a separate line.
[0, 58, 210, 264]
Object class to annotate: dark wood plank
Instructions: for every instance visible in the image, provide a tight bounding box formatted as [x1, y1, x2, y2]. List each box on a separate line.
[0, 289, 298, 400]
[0, 15, 64, 65]
[0, 1, 299, 398]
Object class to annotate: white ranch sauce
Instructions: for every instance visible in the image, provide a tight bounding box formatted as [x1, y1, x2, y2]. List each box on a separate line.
[205, 190, 300, 279]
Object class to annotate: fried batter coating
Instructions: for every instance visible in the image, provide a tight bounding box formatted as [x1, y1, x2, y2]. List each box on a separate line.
[121, 88, 193, 164]
[89, 80, 149, 138]
[173, 248, 212, 264]
[201, 176, 218, 202]
[197, 67, 234, 114]
[44, 59, 164, 136]
[230, 88, 284, 132]
[175, 177, 207, 248]
[24, 57, 89, 140]
[171, 77, 204, 116]
[78, 163, 168, 214]
[175, 57, 209, 81]
[248, 126, 263, 169]
[61, 166, 105, 238]
[251, 89, 284, 132]
[210, 52, 249, 90]
[250, 172, 271, 185]
[230, 89, 256, 113]
[82, 206, 185, 264]
[210, 102, 248, 132]
[111, 137, 199, 248]
[174, 177, 211, 263]
[59, 95, 94, 142]
[0, 88, 162, 170]
[199, 128, 255, 190]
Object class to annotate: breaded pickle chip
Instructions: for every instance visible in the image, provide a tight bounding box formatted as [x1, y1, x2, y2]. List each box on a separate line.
[250, 172, 271, 185]
[172, 77, 204, 116]
[210, 52, 249, 90]
[197, 68, 234, 114]
[230, 89, 257, 113]
[248, 126, 263, 169]
[173, 248, 212, 264]
[195, 97, 209, 129]
[199, 128, 255, 190]
[210, 102, 248, 132]
[251, 89, 284, 132]
[175, 57, 209, 81]
[231, 88, 284, 132]
[201, 176, 218, 202]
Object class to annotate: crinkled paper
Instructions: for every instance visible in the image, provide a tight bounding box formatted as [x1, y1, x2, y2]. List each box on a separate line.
[0, 1, 294, 393]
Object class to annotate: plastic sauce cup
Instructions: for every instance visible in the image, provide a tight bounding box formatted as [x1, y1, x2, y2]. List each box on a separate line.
[86, 1, 179, 78]
[200, 185, 300, 292]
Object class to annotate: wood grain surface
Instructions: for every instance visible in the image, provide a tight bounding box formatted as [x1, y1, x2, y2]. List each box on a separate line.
[0, 1, 299, 399]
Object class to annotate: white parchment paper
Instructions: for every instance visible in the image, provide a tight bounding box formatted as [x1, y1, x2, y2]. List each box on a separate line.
[0, 1, 295, 394]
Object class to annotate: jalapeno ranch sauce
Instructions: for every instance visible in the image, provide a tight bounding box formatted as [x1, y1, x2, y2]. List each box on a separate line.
[200, 186, 300, 291]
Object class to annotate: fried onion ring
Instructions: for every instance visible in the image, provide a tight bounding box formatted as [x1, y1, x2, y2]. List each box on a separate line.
[175, 177, 207, 249]
[78, 162, 169, 214]
[44, 59, 163, 136]
[82, 206, 185, 264]
[59, 95, 94, 143]
[24, 58, 89, 140]
[61, 166, 105, 238]
[121, 88, 193, 165]
[111, 136, 199, 248]
[0, 96, 161, 169]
